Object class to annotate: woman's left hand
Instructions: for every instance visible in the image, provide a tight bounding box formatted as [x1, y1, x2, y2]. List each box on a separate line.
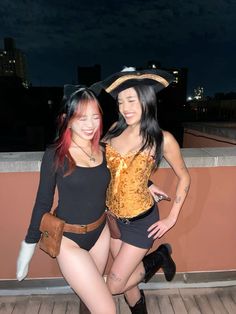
[147, 216, 176, 239]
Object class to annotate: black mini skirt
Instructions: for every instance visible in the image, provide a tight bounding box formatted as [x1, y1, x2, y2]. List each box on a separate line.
[117, 204, 159, 249]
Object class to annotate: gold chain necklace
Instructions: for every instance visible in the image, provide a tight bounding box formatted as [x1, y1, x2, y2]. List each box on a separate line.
[71, 140, 96, 162]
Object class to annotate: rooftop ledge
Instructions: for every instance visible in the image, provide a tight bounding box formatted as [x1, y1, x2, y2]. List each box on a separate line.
[183, 122, 236, 141]
[1, 147, 236, 173]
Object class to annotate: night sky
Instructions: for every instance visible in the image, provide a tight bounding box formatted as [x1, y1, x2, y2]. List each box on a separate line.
[1, 0, 235, 96]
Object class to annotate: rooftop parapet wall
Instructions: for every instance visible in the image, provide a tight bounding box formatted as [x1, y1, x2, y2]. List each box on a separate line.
[183, 122, 236, 148]
[184, 122, 236, 140]
[1, 147, 236, 173]
[0, 148, 236, 280]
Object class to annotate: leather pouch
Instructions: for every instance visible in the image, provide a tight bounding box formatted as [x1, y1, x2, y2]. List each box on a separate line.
[39, 212, 65, 258]
[106, 210, 121, 239]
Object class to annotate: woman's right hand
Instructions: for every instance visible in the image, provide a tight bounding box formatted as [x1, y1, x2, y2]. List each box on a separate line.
[147, 215, 176, 239]
[16, 240, 37, 281]
[148, 184, 171, 202]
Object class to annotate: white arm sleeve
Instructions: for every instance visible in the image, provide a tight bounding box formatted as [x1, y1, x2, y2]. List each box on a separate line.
[16, 240, 37, 281]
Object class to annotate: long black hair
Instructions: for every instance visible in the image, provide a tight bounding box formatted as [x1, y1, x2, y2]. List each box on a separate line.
[104, 85, 163, 167]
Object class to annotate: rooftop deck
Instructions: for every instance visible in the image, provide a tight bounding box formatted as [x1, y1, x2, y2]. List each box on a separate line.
[1, 285, 236, 313]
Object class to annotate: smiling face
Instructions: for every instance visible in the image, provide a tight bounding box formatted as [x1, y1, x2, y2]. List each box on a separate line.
[117, 87, 142, 127]
[70, 101, 101, 144]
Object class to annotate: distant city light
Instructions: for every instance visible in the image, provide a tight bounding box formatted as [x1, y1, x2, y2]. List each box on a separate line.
[187, 96, 192, 101]
[194, 86, 204, 100]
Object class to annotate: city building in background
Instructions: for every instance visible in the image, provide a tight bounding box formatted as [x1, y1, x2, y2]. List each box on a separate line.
[0, 85, 63, 152]
[146, 60, 188, 108]
[145, 60, 188, 144]
[187, 93, 236, 122]
[0, 37, 29, 87]
[1, 40, 235, 152]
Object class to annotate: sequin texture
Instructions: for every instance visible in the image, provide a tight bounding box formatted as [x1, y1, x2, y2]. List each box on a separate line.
[106, 144, 155, 218]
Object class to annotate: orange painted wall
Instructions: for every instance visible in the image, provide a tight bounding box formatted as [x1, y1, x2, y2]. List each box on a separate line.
[1, 172, 60, 279]
[1, 166, 236, 280]
[151, 167, 236, 272]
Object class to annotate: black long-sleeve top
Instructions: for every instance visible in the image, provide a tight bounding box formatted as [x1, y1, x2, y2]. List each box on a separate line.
[25, 147, 110, 243]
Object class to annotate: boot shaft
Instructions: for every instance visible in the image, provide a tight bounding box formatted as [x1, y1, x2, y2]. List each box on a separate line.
[125, 290, 148, 314]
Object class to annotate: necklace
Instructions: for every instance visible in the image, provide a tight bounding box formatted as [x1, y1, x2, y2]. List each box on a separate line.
[71, 140, 96, 162]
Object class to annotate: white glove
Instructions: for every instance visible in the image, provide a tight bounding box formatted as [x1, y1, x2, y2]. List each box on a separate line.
[16, 240, 37, 281]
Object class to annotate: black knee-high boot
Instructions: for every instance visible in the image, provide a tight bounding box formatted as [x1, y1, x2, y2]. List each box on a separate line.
[143, 243, 176, 283]
[124, 290, 148, 314]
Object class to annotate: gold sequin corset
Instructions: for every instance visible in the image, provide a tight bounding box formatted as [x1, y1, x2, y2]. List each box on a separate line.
[105, 144, 155, 218]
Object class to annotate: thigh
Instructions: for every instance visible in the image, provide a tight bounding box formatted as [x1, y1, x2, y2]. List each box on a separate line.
[89, 223, 110, 275]
[110, 237, 123, 259]
[107, 241, 148, 293]
[57, 236, 116, 314]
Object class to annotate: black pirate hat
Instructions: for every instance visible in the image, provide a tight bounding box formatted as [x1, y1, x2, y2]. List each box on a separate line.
[91, 67, 174, 98]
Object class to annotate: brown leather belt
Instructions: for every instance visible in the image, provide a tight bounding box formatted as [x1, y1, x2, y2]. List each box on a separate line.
[63, 212, 106, 234]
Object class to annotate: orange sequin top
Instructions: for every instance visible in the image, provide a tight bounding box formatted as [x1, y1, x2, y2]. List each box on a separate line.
[105, 144, 155, 218]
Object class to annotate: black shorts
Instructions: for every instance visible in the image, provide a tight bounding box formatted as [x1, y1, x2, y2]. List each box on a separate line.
[117, 204, 159, 249]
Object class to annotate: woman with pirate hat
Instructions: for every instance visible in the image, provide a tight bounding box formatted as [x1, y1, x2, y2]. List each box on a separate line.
[98, 67, 191, 313]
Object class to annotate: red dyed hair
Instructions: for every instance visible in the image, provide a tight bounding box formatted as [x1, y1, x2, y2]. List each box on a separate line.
[54, 89, 103, 175]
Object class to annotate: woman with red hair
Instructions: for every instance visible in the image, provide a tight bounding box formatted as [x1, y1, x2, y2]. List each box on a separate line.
[16, 86, 116, 314]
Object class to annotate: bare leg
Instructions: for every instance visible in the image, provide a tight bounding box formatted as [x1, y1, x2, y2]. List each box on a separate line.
[107, 238, 148, 306]
[57, 225, 116, 314]
[89, 224, 110, 274]
[124, 287, 143, 307]
[79, 224, 112, 314]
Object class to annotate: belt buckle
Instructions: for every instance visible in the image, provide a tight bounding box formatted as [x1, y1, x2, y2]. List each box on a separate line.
[80, 224, 87, 234]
